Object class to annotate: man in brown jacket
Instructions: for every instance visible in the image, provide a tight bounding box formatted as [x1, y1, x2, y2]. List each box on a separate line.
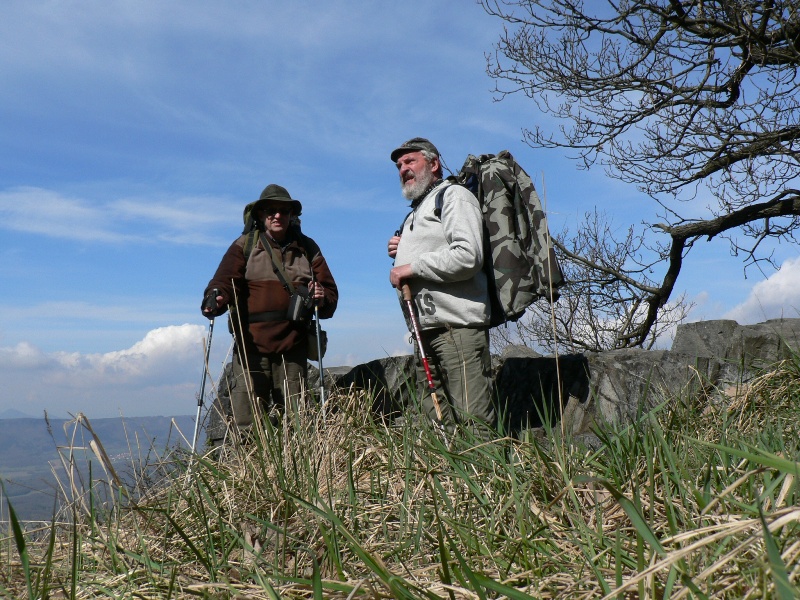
[202, 184, 337, 441]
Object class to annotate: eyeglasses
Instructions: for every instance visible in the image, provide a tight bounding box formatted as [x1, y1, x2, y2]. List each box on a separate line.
[258, 205, 291, 217]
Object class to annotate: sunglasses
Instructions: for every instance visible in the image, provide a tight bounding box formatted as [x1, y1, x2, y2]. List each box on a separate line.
[258, 205, 292, 217]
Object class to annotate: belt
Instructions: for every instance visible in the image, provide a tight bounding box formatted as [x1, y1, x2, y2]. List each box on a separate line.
[248, 311, 286, 323]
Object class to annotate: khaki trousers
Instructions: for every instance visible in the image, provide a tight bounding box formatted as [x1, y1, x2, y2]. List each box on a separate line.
[416, 326, 495, 437]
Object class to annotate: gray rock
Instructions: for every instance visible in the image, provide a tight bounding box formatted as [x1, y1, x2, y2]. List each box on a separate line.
[307, 354, 416, 418]
[494, 354, 590, 435]
[206, 319, 800, 445]
[672, 319, 800, 382]
[584, 349, 704, 428]
[500, 344, 543, 360]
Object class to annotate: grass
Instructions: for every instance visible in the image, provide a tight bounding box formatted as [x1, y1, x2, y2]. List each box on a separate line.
[1, 356, 799, 599]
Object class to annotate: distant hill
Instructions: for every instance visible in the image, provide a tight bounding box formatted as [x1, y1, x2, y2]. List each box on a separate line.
[0, 414, 195, 522]
[0, 408, 36, 419]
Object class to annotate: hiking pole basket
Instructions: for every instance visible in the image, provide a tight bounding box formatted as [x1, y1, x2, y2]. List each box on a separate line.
[401, 283, 443, 422]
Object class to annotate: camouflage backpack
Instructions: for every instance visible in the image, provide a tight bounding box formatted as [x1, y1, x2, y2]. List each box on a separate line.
[436, 150, 564, 326]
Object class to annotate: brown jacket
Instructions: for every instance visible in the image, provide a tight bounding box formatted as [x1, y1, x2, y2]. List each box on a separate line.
[204, 228, 338, 354]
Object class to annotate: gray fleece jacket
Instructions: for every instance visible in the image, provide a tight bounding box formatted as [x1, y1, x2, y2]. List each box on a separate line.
[395, 181, 490, 330]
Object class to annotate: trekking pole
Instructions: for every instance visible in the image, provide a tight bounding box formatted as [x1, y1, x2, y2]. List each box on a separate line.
[192, 289, 218, 453]
[313, 305, 326, 412]
[311, 270, 326, 413]
[541, 173, 565, 440]
[401, 283, 444, 423]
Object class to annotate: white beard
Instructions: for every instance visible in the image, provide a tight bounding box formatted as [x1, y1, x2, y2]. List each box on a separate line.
[401, 169, 436, 200]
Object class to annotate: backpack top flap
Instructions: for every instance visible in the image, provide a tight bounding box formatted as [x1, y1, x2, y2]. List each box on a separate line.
[242, 201, 260, 235]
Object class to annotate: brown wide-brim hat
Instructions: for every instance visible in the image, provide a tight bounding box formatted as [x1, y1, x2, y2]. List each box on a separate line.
[390, 137, 440, 163]
[253, 183, 302, 215]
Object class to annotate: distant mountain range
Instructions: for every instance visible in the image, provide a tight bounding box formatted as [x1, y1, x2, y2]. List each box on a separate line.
[0, 414, 195, 522]
[0, 408, 37, 419]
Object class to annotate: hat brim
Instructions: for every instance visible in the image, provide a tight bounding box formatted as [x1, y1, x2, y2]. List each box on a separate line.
[253, 198, 303, 215]
[390, 146, 425, 162]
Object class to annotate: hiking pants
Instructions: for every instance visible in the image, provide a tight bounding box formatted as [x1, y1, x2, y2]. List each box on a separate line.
[417, 325, 495, 438]
[229, 344, 308, 433]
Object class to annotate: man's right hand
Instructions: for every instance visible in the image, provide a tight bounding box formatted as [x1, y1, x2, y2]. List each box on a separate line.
[387, 234, 401, 258]
[202, 289, 223, 318]
[389, 264, 413, 288]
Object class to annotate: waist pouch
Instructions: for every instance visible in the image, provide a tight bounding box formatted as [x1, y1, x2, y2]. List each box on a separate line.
[286, 291, 314, 322]
[307, 319, 327, 361]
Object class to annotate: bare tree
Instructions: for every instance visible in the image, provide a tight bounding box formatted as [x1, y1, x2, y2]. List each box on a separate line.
[481, 0, 800, 346]
[491, 210, 692, 353]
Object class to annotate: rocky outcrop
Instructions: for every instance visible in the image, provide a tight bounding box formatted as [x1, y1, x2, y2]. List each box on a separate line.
[206, 319, 800, 443]
[671, 319, 800, 381]
[307, 355, 416, 418]
[493, 318, 800, 436]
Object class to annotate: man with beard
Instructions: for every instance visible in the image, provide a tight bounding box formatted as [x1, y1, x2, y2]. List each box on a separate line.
[387, 137, 495, 439]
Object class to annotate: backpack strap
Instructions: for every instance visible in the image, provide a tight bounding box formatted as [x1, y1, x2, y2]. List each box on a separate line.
[434, 180, 464, 217]
[259, 232, 296, 296]
[395, 209, 413, 236]
[242, 229, 259, 262]
[434, 186, 447, 217]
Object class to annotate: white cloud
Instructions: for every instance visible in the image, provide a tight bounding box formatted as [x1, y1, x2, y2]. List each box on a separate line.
[0, 324, 210, 418]
[0, 341, 53, 369]
[724, 257, 800, 323]
[0, 186, 235, 245]
[50, 324, 206, 383]
[0, 187, 136, 242]
[0, 318, 409, 419]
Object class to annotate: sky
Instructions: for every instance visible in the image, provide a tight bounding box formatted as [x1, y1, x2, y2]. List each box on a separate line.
[1, 1, 798, 420]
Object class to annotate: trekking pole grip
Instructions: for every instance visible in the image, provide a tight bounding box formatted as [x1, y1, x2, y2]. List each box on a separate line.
[401, 283, 412, 303]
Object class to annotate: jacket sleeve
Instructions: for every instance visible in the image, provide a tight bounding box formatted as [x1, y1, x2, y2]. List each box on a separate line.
[305, 237, 338, 320]
[313, 255, 339, 320]
[412, 189, 484, 283]
[202, 238, 246, 317]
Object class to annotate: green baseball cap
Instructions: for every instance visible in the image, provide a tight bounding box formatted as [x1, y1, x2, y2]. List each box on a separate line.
[390, 137, 440, 163]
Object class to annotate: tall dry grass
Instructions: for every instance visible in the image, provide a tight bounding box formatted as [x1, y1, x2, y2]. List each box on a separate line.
[2, 356, 799, 599]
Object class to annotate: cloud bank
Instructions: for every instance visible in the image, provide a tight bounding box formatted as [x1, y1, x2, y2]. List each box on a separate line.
[0, 324, 213, 418]
[724, 257, 800, 324]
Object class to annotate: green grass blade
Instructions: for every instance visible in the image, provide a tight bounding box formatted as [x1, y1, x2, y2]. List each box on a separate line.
[471, 572, 539, 599]
[3, 488, 32, 600]
[311, 553, 323, 600]
[287, 491, 425, 600]
[759, 507, 798, 600]
[574, 476, 666, 558]
[691, 438, 800, 475]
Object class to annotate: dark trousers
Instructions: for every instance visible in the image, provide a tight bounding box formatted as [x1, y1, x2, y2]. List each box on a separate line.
[229, 344, 308, 432]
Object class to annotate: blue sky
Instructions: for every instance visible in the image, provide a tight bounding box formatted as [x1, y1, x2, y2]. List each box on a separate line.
[1, 1, 797, 420]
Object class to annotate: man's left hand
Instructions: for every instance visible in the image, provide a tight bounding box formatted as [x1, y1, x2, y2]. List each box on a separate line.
[308, 281, 325, 303]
